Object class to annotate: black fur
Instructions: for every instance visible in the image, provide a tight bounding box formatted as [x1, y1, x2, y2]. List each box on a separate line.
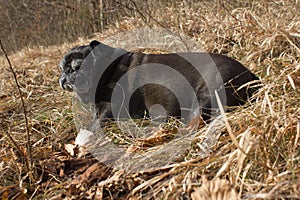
[59, 40, 259, 124]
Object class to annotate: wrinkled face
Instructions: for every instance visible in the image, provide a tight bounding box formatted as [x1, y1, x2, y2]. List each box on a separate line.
[59, 44, 102, 104]
[58, 45, 91, 92]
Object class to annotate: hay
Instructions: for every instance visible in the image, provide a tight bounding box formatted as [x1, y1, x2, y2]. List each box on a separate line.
[0, 1, 299, 199]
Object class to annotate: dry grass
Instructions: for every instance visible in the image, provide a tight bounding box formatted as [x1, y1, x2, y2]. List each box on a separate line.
[0, 1, 299, 199]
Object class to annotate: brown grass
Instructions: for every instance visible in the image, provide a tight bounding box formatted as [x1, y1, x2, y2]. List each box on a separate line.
[0, 1, 299, 199]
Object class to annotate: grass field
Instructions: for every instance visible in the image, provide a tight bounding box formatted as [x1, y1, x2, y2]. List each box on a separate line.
[0, 1, 299, 199]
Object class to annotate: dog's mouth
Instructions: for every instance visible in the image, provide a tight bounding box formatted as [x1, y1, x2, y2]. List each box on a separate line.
[60, 72, 94, 98]
[61, 81, 74, 92]
[59, 71, 76, 92]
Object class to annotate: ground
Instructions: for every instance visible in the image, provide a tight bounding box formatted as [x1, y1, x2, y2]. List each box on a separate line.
[0, 1, 299, 199]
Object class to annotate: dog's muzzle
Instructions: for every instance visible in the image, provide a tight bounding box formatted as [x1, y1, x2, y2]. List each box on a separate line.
[59, 74, 74, 92]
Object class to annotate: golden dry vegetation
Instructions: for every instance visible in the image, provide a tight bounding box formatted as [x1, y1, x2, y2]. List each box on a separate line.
[0, 1, 299, 199]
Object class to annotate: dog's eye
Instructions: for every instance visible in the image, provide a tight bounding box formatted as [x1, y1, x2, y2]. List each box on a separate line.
[71, 59, 83, 70]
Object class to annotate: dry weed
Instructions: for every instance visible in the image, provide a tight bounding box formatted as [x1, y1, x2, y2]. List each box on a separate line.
[0, 1, 299, 199]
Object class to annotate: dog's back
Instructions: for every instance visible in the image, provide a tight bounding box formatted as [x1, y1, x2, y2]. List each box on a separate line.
[124, 52, 259, 121]
[58, 41, 260, 123]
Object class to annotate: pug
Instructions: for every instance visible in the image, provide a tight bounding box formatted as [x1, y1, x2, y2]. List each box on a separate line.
[59, 40, 259, 125]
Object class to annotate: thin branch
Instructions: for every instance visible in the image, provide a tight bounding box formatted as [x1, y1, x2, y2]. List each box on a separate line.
[113, 0, 167, 28]
[112, 0, 191, 51]
[6, 127, 27, 162]
[0, 40, 33, 173]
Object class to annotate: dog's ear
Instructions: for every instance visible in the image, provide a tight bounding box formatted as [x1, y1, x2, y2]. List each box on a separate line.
[90, 40, 101, 49]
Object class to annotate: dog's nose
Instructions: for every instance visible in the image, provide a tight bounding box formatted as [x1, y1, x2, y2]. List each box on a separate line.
[60, 75, 74, 91]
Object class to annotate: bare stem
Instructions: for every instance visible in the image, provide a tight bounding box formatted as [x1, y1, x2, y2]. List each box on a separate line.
[0, 40, 33, 175]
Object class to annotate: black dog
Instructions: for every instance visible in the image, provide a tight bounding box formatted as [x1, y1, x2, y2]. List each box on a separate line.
[59, 40, 259, 124]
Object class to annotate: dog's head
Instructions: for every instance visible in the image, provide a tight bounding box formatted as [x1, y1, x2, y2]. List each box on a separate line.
[58, 40, 100, 93]
[59, 40, 128, 104]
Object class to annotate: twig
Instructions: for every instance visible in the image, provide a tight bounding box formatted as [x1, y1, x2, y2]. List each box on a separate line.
[214, 90, 248, 155]
[112, 0, 191, 51]
[215, 90, 272, 171]
[0, 40, 33, 175]
[112, 0, 167, 29]
[6, 127, 27, 162]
